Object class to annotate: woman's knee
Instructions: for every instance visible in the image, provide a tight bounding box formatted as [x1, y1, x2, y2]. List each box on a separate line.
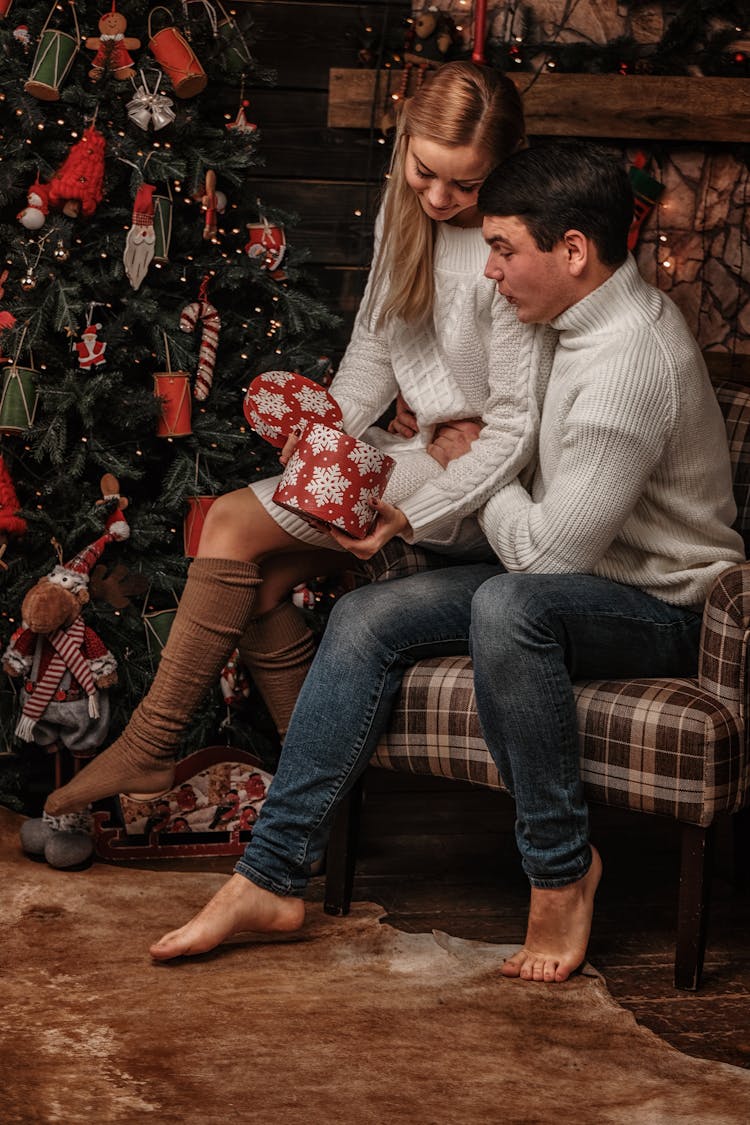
[325, 581, 408, 652]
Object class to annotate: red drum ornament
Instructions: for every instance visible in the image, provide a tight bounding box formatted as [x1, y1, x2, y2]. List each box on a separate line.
[24, 0, 81, 101]
[183, 495, 216, 557]
[154, 371, 192, 437]
[147, 6, 207, 98]
[273, 423, 395, 540]
[0, 0, 14, 17]
[243, 370, 343, 449]
[245, 220, 287, 278]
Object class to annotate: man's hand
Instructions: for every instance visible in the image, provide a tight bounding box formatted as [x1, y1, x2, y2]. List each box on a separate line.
[328, 499, 410, 560]
[427, 418, 483, 467]
[387, 393, 419, 438]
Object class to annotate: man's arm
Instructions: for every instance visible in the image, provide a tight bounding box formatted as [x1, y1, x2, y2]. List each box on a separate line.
[481, 364, 675, 573]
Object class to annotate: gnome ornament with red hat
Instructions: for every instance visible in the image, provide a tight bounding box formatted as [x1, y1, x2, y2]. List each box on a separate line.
[2, 481, 129, 868]
[123, 182, 156, 290]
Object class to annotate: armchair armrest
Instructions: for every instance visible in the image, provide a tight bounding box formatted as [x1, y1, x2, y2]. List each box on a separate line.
[699, 561, 750, 720]
[361, 539, 454, 584]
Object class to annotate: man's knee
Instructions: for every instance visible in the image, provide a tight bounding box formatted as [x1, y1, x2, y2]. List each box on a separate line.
[471, 572, 561, 654]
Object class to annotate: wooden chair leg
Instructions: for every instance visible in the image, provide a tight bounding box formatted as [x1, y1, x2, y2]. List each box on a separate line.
[674, 821, 714, 990]
[324, 775, 365, 917]
[732, 805, 750, 892]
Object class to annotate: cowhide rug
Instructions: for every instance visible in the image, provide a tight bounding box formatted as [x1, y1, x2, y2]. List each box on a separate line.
[1, 808, 748, 1125]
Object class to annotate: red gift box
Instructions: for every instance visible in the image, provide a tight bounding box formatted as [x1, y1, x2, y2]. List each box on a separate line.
[243, 370, 343, 449]
[273, 422, 395, 540]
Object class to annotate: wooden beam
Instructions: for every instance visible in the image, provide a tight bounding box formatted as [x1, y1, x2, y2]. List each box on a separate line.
[328, 69, 750, 142]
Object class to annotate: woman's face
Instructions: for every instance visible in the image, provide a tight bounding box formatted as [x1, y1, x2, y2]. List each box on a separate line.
[405, 137, 493, 227]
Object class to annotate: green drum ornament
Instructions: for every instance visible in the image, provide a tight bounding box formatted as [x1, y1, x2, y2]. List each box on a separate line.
[143, 608, 176, 662]
[153, 194, 173, 264]
[24, 2, 81, 101]
[217, 12, 253, 75]
[0, 365, 38, 435]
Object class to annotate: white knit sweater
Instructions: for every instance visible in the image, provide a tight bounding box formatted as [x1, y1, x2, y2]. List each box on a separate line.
[329, 217, 555, 546]
[479, 256, 745, 607]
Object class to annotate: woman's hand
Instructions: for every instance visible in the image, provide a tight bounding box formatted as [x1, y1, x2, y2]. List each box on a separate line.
[427, 418, 483, 467]
[387, 393, 419, 438]
[328, 499, 410, 560]
[279, 430, 300, 466]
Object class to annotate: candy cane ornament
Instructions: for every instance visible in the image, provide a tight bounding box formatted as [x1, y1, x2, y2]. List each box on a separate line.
[180, 297, 221, 401]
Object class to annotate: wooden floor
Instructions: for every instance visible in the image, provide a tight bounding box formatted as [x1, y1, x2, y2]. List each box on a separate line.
[310, 770, 750, 1072]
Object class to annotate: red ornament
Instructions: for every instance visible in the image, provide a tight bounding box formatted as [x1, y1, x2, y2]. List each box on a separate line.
[47, 125, 106, 219]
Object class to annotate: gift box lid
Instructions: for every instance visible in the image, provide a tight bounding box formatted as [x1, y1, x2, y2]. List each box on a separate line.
[243, 370, 343, 448]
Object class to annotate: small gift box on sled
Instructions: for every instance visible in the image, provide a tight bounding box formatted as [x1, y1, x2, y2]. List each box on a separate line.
[243, 371, 394, 539]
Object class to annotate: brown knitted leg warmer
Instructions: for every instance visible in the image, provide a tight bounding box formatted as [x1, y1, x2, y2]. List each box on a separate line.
[45, 558, 262, 816]
[238, 600, 316, 738]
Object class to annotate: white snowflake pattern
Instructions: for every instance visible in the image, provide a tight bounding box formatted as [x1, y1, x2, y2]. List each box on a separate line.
[348, 444, 386, 474]
[306, 424, 342, 456]
[352, 486, 379, 529]
[280, 450, 303, 487]
[248, 412, 280, 440]
[261, 371, 294, 387]
[254, 388, 292, 421]
[294, 384, 337, 418]
[305, 464, 349, 506]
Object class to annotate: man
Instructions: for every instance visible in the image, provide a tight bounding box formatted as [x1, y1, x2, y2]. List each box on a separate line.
[150, 142, 744, 980]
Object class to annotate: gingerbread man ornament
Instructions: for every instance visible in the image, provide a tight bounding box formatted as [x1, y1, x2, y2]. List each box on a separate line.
[86, 3, 140, 82]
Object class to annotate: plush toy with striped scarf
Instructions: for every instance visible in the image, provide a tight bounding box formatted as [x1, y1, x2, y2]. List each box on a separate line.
[2, 498, 129, 755]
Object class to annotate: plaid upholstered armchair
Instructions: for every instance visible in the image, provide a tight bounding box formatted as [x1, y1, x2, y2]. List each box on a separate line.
[324, 377, 750, 991]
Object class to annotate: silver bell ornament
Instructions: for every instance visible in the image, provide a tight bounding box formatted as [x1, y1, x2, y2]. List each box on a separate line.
[126, 71, 176, 132]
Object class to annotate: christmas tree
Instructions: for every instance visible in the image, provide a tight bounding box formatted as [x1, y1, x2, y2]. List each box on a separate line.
[0, 0, 339, 811]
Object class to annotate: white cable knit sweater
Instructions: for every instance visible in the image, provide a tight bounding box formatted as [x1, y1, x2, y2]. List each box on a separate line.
[479, 256, 745, 607]
[329, 216, 555, 546]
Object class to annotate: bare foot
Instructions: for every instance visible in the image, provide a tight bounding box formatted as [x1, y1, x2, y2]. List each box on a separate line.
[149, 873, 305, 961]
[502, 845, 602, 984]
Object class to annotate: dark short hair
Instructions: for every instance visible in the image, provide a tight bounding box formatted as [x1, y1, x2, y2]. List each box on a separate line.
[477, 141, 633, 266]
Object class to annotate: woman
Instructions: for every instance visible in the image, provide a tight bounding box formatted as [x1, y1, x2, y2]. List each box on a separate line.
[45, 61, 552, 817]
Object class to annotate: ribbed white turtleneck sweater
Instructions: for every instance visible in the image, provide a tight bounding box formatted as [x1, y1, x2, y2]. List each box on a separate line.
[329, 218, 555, 546]
[479, 256, 745, 607]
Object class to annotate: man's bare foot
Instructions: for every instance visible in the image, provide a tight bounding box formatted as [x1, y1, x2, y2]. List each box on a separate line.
[502, 845, 602, 984]
[149, 873, 305, 961]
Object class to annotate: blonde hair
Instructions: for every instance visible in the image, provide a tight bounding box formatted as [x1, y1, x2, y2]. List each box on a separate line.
[369, 62, 525, 328]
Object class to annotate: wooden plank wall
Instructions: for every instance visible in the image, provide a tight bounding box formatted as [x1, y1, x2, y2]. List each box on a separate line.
[241, 0, 410, 352]
[238, 0, 750, 381]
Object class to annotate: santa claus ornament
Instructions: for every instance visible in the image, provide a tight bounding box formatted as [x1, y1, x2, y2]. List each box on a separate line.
[123, 182, 156, 290]
[74, 312, 107, 369]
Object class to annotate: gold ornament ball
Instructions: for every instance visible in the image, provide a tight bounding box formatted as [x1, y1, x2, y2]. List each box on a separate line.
[53, 242, 70, 262]
[20, 273, 37, 291]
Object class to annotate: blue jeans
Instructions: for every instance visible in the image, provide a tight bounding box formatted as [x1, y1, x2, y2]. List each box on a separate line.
[235, 567, 701, 895]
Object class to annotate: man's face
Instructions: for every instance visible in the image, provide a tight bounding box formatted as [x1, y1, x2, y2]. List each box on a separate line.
[482, 215, 575, 324]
